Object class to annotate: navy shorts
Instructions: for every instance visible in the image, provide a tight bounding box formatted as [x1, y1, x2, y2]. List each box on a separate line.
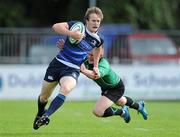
[44, 58, 80, 82]
[101, 79, 125, 103]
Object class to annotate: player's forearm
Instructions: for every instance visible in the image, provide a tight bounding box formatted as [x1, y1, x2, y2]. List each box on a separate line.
[93, 47, 101, 67]
[81, 69, 96, 79]
[52, 23, 71, 37]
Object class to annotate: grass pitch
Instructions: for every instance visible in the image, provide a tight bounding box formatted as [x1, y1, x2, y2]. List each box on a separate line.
[0, 100, 179, 137]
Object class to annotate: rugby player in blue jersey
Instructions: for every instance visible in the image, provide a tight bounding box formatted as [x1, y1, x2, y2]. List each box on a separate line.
[33, 7, 104, 130]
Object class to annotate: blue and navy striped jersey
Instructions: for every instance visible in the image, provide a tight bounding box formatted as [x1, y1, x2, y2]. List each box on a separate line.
[56, 21, 103, 68]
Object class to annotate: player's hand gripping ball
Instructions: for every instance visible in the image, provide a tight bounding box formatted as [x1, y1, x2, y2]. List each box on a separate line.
[69, 22, 85, 44]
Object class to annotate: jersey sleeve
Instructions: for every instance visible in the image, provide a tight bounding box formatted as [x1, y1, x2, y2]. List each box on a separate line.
[96, 37, 104, 48]
[67, 21, 76, 29]
[98, 58, 110, 77]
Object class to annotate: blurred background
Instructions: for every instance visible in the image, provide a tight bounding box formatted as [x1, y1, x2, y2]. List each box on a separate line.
[0, 0, 180, 100]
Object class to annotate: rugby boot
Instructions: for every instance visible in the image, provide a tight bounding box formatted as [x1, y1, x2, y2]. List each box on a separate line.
[35, 115, 50, 129]
[33, 109, 47, 130]
[138, 100, 148, 120]
[122, 105, 131, 123]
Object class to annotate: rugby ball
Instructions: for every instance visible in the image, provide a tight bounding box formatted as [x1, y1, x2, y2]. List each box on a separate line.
[69, 22, 85, 44]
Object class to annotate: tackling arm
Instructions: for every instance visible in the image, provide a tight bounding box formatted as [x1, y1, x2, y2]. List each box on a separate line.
[80, 64, 96, 79]
[92, 46, 102, 78]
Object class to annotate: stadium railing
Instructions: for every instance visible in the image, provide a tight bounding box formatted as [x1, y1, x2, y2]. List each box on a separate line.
[0, 28, 180, 65]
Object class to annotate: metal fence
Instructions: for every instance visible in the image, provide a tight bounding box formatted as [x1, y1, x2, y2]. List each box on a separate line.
[0, 28, 180, 64]
[0, 28, 59, 64]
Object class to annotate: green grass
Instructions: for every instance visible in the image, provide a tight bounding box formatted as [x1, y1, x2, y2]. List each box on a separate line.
[0, 100, 180, 137]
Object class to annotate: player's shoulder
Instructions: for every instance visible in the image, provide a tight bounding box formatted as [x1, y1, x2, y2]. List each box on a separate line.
[96, 31, 104, 45]
[99, 57, 110, 66]
[96, 32, 104, 45]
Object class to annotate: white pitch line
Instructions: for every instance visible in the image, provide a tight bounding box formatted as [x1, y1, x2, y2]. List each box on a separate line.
[135, 128, 149, 131]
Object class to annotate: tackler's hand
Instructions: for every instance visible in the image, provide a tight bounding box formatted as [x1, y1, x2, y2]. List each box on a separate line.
[93, 67, 100, 79]
[56, 39, 65, 50]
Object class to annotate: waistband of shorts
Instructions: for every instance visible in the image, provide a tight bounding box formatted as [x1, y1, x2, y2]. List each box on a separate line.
[55, 57, 80, 69]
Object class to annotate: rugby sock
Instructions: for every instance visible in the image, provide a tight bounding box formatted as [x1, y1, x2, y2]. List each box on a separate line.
[102, 107, 123, 117]
[37, 96, 48, 116]
[45, 93, 66, 117]
[125, 96, 139, 110]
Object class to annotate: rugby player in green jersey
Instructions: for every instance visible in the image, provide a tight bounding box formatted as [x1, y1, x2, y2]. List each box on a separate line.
[80, 47, 148, 122]
[57, 39, 148, 123]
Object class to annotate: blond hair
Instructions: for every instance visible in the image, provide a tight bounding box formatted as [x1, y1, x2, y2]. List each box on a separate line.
[84, 7, 103, 21]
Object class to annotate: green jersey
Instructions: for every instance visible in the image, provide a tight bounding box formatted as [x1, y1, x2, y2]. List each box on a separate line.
[84, 57, 120, 91]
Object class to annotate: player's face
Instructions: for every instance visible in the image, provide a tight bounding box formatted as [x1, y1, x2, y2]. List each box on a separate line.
[86, 13, 101, 33]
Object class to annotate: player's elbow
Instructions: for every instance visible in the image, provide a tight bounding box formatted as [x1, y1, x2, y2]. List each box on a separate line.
[52, 23, 59, 31]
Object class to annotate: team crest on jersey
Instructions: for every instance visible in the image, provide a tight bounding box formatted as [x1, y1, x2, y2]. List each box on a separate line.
[91, 40, 97, 46]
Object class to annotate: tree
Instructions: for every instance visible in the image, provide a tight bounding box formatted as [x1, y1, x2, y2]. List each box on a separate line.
[98, 0, 179, 29]
[0, 0, 26, 27]
[0, 0, 179, 29]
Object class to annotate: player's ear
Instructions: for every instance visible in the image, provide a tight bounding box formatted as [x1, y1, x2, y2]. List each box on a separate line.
[83, 17, 89, 25]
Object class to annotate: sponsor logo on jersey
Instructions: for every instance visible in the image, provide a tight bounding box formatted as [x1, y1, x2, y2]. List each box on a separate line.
[78, 40, 94, 53]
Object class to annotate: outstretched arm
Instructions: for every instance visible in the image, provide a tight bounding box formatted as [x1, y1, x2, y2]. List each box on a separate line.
[92, 46, 102, 79]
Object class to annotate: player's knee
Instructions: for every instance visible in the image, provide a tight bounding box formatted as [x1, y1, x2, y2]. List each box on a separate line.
[92, 108, 104, 117]
[60, 85, 72, 94]
[117, 96, 127, 106]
